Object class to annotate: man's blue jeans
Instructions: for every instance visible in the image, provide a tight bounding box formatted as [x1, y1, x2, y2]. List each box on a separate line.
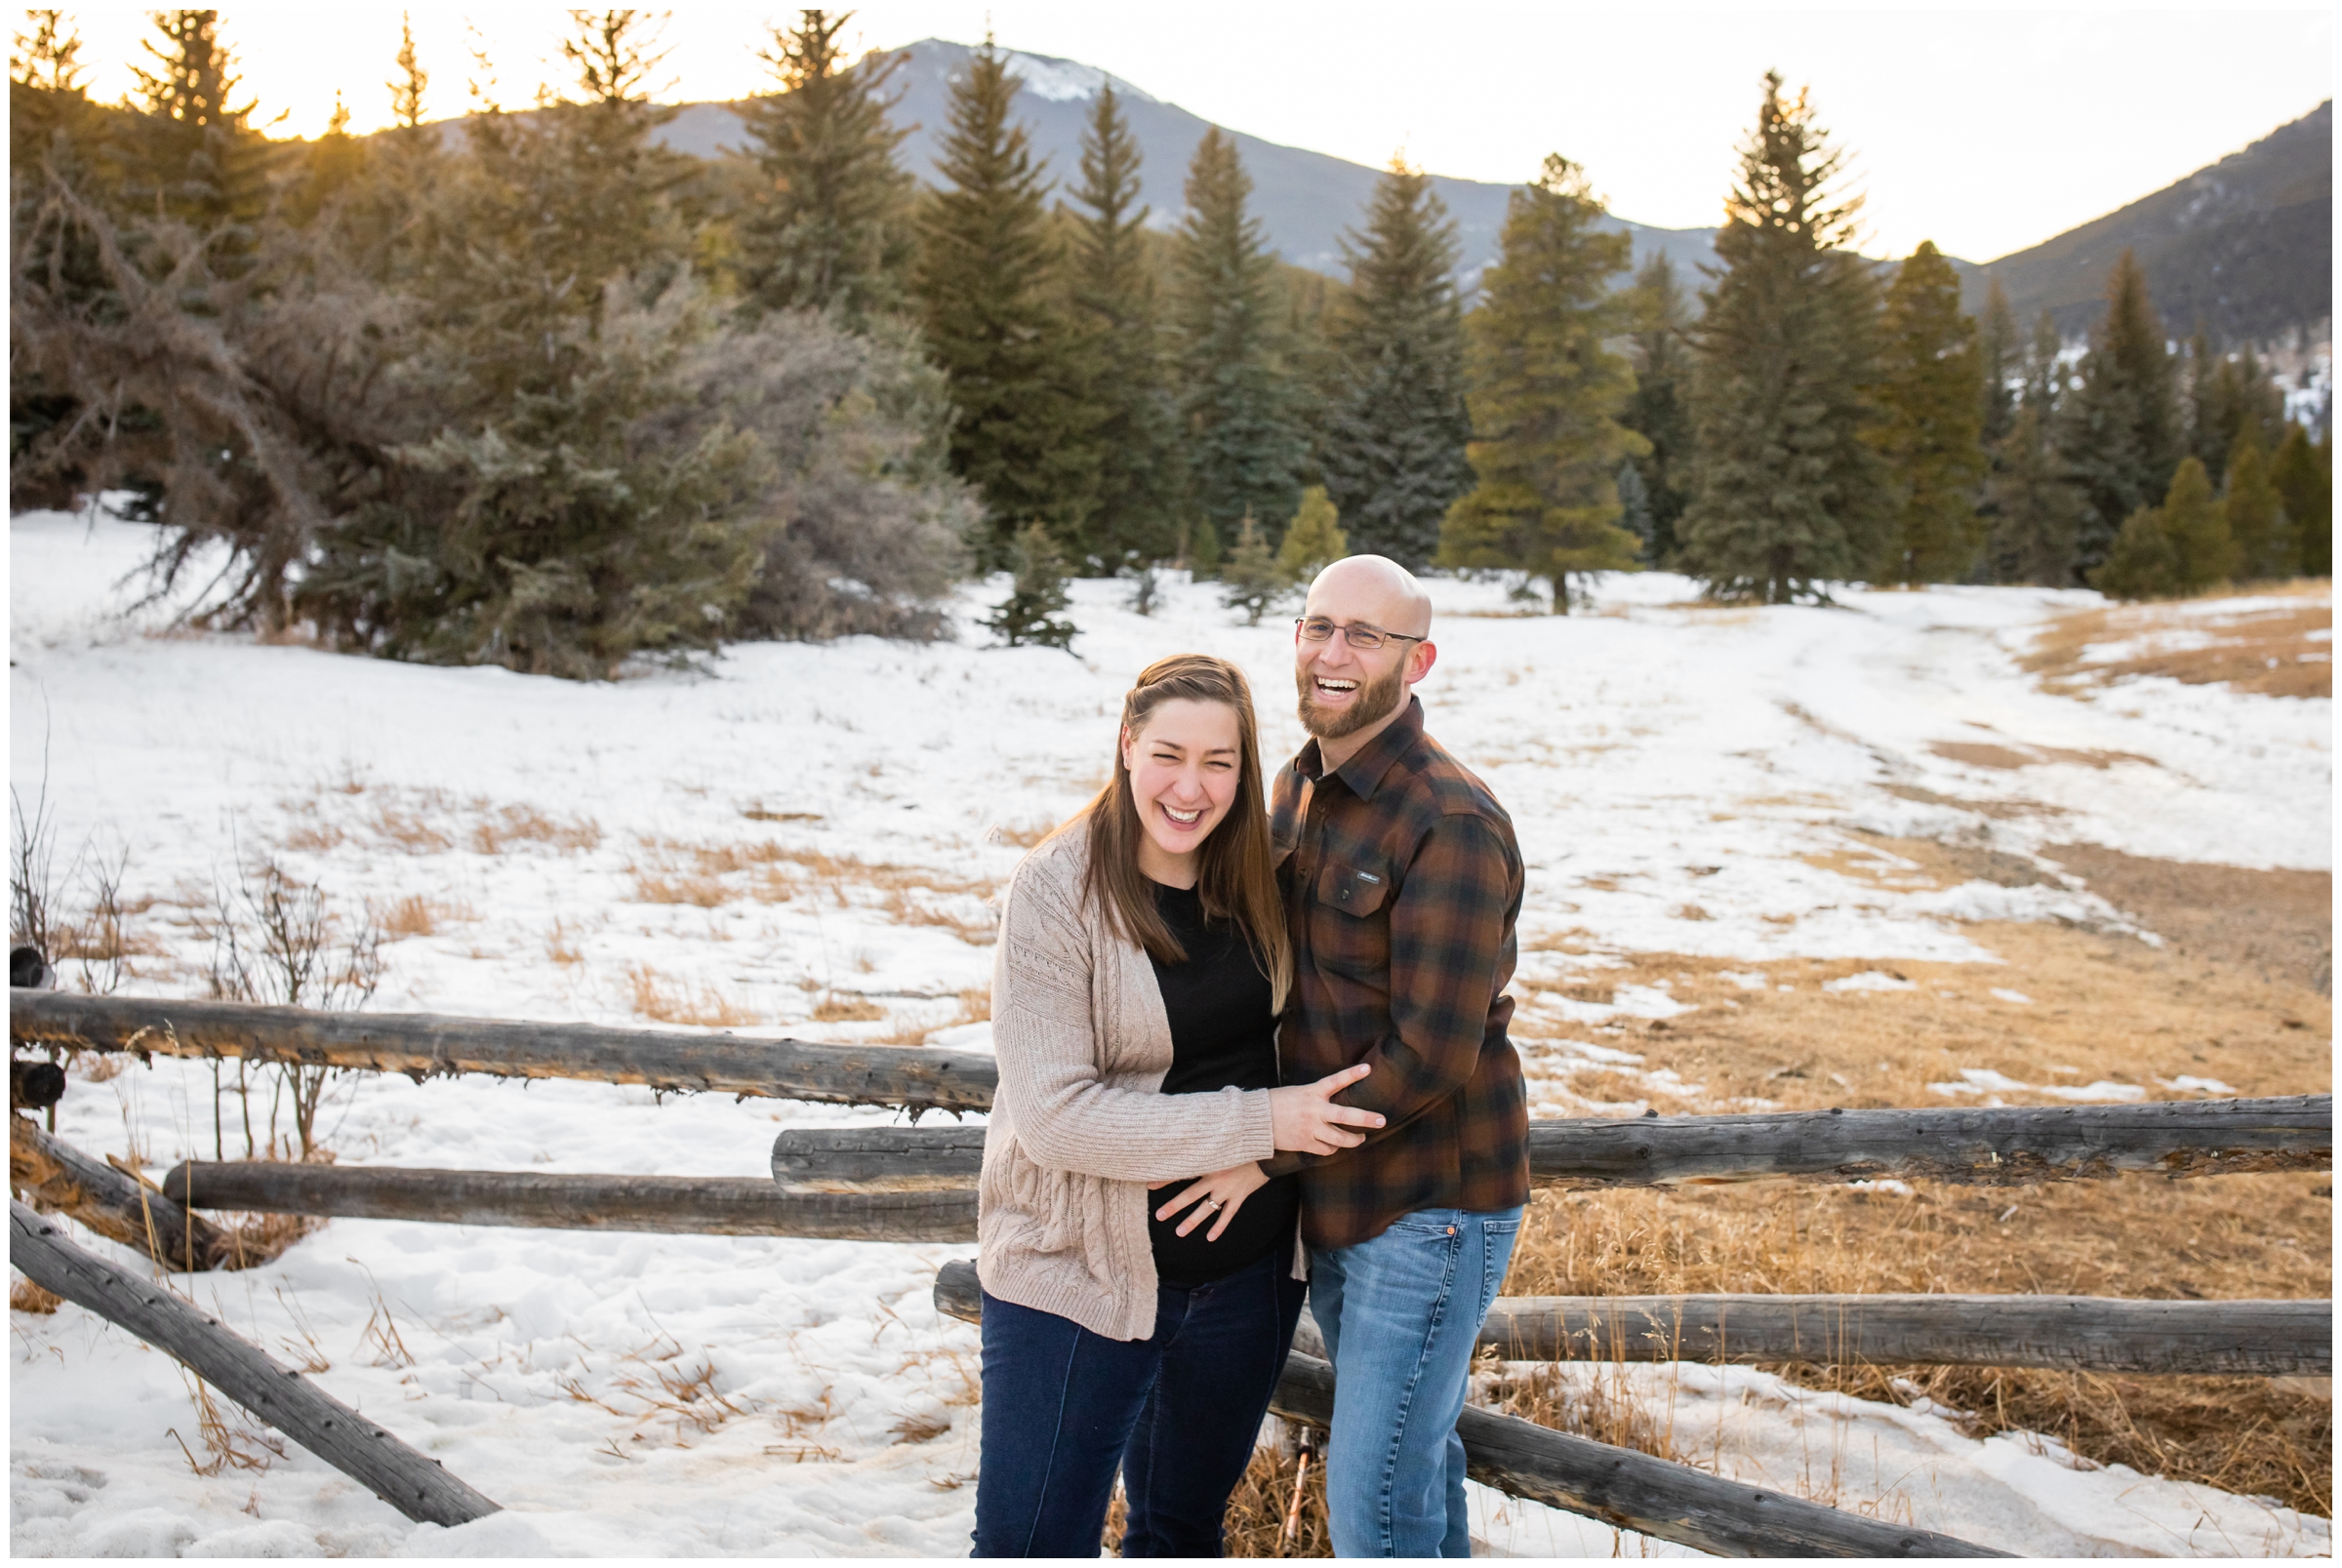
[1309, 1205, 1523, 1558]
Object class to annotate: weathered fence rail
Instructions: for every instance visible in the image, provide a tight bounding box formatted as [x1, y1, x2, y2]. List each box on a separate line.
[773, 1095, 2332, 1192]
[11, 1116, 234, 1270]
[161, 1160, 977, 1242]
[10, 1199, 499, 1526]
[929, 1262, 2001, 1557]
[9, 990, 997, 1113]
[935, 1260, 2328, 1377]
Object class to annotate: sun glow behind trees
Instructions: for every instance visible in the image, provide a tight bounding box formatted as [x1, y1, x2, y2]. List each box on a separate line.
[8, 10, 2331, 677]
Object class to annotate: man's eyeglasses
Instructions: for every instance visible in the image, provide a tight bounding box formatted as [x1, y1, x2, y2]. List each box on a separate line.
[1294, 617, 1426, 653]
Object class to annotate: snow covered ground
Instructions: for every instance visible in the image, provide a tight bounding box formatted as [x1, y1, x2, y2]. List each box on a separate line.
[8, 511, 2331, 1556]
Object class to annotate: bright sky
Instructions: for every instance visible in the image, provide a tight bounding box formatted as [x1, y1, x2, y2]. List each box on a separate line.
[54, 5, 2333, 262]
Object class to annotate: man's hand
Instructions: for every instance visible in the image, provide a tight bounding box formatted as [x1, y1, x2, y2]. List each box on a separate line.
[1267, 1063, 1382, 1154]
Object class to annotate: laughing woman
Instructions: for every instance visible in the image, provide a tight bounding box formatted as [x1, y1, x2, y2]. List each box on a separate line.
[973, 654, 1382, 1558]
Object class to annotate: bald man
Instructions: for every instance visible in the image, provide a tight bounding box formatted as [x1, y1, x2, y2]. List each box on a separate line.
[1258, 555, 1529, 1558]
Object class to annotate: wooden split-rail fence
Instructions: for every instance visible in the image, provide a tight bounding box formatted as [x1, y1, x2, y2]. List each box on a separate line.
[11, 988, 2333, 1556]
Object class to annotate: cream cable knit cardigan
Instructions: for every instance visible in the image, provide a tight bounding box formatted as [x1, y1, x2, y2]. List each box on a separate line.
[978, 823, 1282, 1341]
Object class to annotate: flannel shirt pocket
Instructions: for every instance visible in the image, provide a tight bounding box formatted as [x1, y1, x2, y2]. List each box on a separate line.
[1315, 860, 1391, 916]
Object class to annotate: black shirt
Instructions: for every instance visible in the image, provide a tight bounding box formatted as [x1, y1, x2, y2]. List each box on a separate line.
[1145, 879, 1299, 1286]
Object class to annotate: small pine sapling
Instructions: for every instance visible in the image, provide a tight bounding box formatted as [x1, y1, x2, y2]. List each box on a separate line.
[1186, 516, 1223, 580]
[2220, 432, 2289, 581]
[1220, 511, 1288, 624]
[984, 522, 1078, 649]
[2092, 459, 2236, 599]
[1275, 486, 1349, 583]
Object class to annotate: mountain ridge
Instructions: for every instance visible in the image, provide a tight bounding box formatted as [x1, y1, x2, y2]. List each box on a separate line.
[428, 38, 2327, 342]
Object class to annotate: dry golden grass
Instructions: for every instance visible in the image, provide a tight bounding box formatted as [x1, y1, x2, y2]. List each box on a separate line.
[627, 835, 999, 937]
[2020, 582, 2331, 700]
[810, 993, 884, 1024]
[545, 920, 585, 968]
[627, 865, 733, 907]
[11, 1276, 61, 1313]
[369, 805, 454, 854]
[281, 821, 346, 853]
[626, 964, 756, 1027]
[375, 894, 479, 941]
[470, 805, 602, 855]
[1500, 838, 2332, 1515]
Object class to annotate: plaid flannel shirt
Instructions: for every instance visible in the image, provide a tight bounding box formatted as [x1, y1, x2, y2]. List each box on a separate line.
[1263, 696, 1529, 1249]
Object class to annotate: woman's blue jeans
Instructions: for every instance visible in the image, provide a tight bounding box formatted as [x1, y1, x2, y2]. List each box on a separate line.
[1308, 1205, 1523, 1558]
[972, 1251, 1307, 1557]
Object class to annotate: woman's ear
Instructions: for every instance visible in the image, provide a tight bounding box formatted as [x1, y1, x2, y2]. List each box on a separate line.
[1118, 725, 1135, 775]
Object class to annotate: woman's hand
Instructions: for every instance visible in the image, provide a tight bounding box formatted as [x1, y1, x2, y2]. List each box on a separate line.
[1151, 1161, 1270, 1241]
[1267, 1062, 1383, 1154]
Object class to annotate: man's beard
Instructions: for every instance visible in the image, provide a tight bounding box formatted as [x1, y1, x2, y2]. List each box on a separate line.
[1297, 661, 1407, 740]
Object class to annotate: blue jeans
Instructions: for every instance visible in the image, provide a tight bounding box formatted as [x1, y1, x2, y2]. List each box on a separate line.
[1309, 1206, 1522, 1558]
[972, 1250, 1307, 1557]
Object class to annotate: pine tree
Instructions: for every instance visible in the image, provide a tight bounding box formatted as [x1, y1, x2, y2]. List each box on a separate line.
[10, 10, 94, 172]
[1676, 74, 1887, 603]
[737, 11, 915, 327]
[1973, 277, 2018, 560]
[1275, 484, 1348, 582]
[1871, 241, 1986, 583]
[1186, 515, 1223, 579]
[1172, 128, 1302, 547]
[1316, 157, 1472, 571]
[1220, 510, 1287, 623]
[2221, 430, 2289, 580]
[1986, 312, 2085, 585]
[388, 12, 428, 130]
[983, 521, 1077, 648]
[1066, 82, 1182, 571]
[2270, 422, 2331, 577]
[1977, 278, 2019, 451]
[2064, 250, 2179, 581]
[1614, 462, 1654, 556]
[913, 38, 1095, 567]
[1438, 154, 1645, 613]
[2093, 458, 2234, 599]
[1618, 252, 1696, 566]
[122, 10, 279, 263]
[289, 95, 366, 225]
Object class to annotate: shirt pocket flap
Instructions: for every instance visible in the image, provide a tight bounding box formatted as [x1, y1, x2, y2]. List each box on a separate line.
[1317, 860, 1390, 916]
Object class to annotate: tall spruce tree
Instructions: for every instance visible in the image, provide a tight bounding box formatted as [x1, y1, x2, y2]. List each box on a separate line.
[1172, 127, 1302, 546]
[1618, 252, 1696, 566]
[1986, 312, 2084, 584]
[1973, 277, 2018, 561]
[122, 10, 279, 262]
[1316, 157, 1472, 571]
[1977, 278, 2019, 451]
[2063, 250, 2179, 582]
[912, 38, 1095, 565]
[1437, 155, 1644, 614]
[737, 11, 915, 327]
[2220, 430, 2289, 580]
[1066, 83, 1182, 570]
[1871, 240, 1986, 583]
[388, 12, 427, 129]
[1676, 73, 1887, 603]
[2270, 422, 2331, 577]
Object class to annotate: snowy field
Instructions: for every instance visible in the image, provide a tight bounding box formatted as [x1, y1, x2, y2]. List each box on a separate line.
[8, 510, 2331, 1557]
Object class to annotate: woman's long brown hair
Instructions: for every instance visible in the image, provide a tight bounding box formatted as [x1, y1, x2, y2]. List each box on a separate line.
[1050, 653, 1291, 1012]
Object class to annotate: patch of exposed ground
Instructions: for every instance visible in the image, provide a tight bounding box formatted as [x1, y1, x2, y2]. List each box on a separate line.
[2044, 840, 2333, 995]
[1502, 842, 2333, 1517]
[2020, 583, 2332, 700]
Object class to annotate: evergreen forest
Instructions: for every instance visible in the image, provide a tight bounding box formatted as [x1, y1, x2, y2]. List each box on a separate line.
[10, 12, 2333, 676]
